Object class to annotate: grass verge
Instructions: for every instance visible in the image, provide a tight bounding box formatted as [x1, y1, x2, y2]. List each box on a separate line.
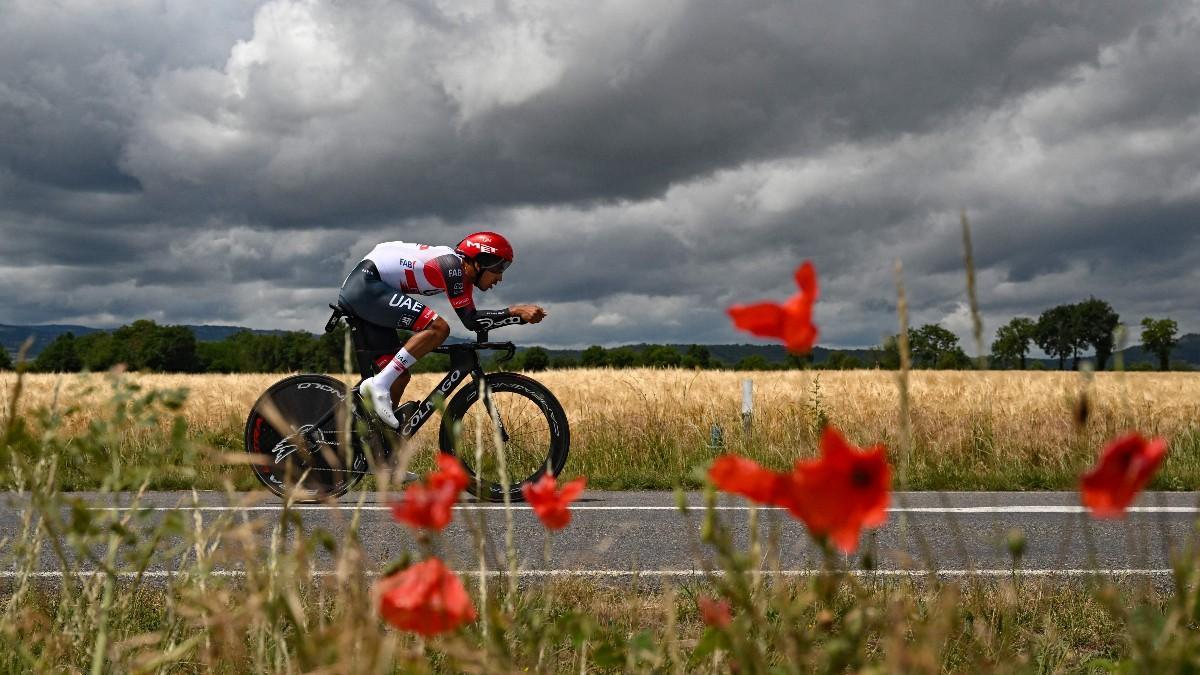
[4, 370, 1200, 672]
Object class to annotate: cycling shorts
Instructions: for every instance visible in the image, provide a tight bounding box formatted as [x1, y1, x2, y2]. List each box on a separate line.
[338, 260, 439, 331]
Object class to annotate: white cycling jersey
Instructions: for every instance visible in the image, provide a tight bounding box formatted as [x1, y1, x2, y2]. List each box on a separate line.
[362, 241, 472, 307]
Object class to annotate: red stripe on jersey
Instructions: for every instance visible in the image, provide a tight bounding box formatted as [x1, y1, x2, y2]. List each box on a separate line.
[424, 261, 446, 289]
[413, 307, 438, 331]
[404, 269, 418, 292]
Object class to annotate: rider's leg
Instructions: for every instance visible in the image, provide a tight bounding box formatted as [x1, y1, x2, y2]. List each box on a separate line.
[383, 317, 451, 402]
[339, 262, 450, 428]
[362, 316, 450, 427]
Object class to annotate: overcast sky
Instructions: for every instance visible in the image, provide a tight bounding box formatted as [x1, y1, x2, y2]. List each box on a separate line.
[1, 0, 1197, 349]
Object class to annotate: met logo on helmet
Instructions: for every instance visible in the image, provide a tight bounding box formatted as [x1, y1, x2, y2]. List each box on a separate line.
[463, 241, 498, 254]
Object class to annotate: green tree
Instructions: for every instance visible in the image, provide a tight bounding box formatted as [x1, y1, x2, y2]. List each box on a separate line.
[877, 335, 901, 370]
[683, 344, 711, 369]
[991, 317, 1036, 369]
[111, 319, 158, 369]
[522, 347, 550, 372]
[1074, 298, 1120, 371]
[1034, 305, 1080, 370]
[76, 332, 119, 371]
[1140, 317, 1179, 372]
[550, 356, 577, 369]
[642, 345, 682, 368]
[108, 320, 199, 371]
[825, 352, 864, 370]
[786, 352, 813, 369]
[935, 349, 971, 370]
[0, 348, 13, 371]
[278, 331, 317, 372]
[736, 354, 772, 370]
[411, 352, 451, 374]
[317, 324, 350, 373]
[606, 347, 639, 368]
[908, 324, 965, 369]
[197, 332, 254, 373]
[34, 332, 82, 372]
[144, 325, 200, 372]
[580, 345, 608, 368]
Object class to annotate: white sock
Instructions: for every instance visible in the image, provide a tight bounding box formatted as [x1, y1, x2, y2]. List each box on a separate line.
[373, 348, 418, 388]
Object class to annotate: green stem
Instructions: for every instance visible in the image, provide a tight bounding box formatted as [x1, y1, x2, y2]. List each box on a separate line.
[90, 530, 121, 675]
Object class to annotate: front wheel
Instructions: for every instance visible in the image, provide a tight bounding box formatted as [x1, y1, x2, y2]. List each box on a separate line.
[440, 372, 570, 503]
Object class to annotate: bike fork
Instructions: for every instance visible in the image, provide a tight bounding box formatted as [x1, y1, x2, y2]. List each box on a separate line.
[479, 381, 511, 444]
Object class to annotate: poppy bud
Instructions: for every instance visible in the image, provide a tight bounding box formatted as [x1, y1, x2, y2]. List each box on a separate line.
[1006, 528, 1026, 563]
[1072, 393, 1090, 429]
[674, 487, 689, 514]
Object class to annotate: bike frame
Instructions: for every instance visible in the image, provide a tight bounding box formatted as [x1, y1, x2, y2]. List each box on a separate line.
[312, 303, 515, 451]
[393, 342, 499, 440]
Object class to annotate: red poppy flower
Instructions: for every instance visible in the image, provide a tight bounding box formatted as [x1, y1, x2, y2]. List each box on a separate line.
[727, 261, 819, 354]
[698, 595, 732, 628]
[782, 427, 891, 554]
[430, 452, 470, 493]
[708, 455, 788, 505]
[391, 453, 469, 531]
[376, 557, 477, 636]
[521, 473, 587, 530]
[1080, 432, 1168, 519]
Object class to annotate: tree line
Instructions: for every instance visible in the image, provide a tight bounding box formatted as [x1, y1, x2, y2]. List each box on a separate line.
[989, 298, 1181, 371]
[1, 301, 1188, 374]
[11, 320, 346, 374]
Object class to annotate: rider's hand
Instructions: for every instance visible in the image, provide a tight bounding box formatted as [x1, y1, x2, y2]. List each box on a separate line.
[510, 304, 547, 324]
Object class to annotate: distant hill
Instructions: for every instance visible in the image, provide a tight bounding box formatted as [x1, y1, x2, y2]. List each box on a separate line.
[1, 324, 104, 359]
[1114, 332, 1200, 367]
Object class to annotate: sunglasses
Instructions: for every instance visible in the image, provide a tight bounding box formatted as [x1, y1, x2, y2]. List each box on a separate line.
[481, 259, 511, 273]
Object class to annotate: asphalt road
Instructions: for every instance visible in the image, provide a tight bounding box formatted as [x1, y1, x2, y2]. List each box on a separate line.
[3, 491, 1198, 582]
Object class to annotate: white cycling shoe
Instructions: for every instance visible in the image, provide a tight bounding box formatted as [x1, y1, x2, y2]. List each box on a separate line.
[359, 377, 400, 429]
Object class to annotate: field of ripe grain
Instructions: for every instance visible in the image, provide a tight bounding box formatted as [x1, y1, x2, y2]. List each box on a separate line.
[4, 369, 1199, 490]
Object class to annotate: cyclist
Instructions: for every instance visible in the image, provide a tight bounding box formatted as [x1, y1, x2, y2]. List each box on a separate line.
[338, 232, 546, 429]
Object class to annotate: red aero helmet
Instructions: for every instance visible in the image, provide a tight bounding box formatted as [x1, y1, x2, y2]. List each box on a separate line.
[456, 232, 514, 272]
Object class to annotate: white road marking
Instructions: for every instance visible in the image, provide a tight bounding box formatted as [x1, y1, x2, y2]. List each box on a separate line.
[78, 504, 1200, 514]
[0, 568, 1176, 579]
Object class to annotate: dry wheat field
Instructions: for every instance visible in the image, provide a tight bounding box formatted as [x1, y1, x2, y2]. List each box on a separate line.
[4, 368, 1199, 490]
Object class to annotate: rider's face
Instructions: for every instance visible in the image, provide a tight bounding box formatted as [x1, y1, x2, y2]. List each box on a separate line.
[478, 268, 503, 290]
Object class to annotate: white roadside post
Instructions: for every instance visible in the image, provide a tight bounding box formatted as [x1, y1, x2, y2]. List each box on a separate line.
[742, 378, 753, 437]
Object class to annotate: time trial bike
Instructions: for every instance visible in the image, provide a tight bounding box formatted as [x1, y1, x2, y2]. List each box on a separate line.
[243, 301, 570, 503]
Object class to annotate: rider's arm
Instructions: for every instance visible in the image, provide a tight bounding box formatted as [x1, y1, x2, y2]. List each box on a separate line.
[429, 254, 525, 331]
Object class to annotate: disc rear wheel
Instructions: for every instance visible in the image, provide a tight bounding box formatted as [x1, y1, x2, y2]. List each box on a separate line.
[244, 374, 368, 501]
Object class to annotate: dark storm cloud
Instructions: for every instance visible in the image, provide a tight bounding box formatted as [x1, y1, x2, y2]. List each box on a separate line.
[115, 0, 1177, 223]
[1, 0, 1198, 349]
[0, 1, 256, 194]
